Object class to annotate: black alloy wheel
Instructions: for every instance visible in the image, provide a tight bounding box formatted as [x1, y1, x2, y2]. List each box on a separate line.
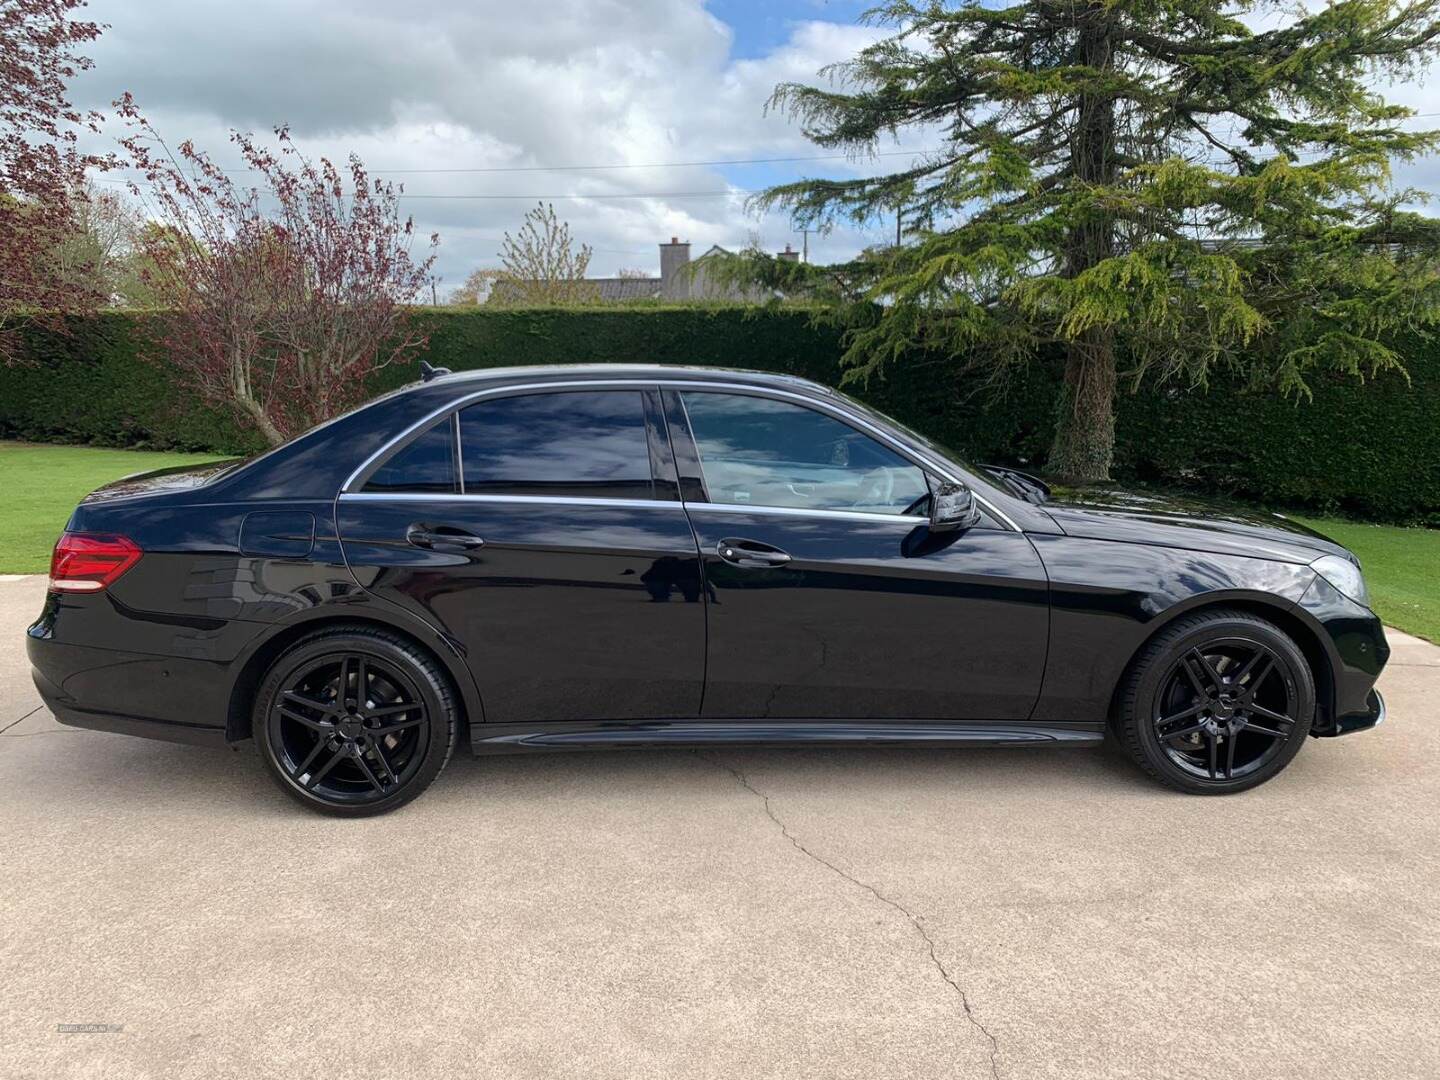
[1118, 610, 1314, 794]
[254, 627, 457, 816]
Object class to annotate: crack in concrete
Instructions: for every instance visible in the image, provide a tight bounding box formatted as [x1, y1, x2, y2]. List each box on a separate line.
[698, 752, 1001, 1080]
[1, 705, 43, 735]
[1, 728, 81, 738]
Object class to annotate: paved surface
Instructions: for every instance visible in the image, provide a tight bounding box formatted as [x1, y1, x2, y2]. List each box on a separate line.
[1, 573, 1437, 1080]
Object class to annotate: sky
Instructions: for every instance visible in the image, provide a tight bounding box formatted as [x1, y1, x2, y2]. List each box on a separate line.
[68, 0, 1440, 295]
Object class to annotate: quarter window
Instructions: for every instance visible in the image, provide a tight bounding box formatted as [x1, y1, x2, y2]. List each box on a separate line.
[459, 391, 654, 499]
[680, 392, 928, 515]
[363, 418, 457, 494]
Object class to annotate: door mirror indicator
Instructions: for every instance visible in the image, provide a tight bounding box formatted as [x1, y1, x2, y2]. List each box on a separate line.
[930, 482, 982, 532]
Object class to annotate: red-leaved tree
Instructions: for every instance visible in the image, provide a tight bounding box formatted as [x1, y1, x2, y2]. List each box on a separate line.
[1, 0, 108, 359]
[115, 95, 438, 445]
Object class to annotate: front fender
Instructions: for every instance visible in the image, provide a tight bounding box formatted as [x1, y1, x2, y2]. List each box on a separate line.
[1027, 534, 1317, 724]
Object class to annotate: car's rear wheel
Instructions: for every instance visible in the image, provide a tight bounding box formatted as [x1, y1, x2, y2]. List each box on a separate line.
[253, 626, 457, 816]
[1117, 609, 1315, 794]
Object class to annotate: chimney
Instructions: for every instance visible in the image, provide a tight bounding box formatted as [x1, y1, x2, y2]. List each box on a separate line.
[777, 243, 800, 263]
[660, 236, 691, 300]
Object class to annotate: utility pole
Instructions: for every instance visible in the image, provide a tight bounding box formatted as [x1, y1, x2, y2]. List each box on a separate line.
[430, 278, 438, 306]
[791, 224, 811, 263]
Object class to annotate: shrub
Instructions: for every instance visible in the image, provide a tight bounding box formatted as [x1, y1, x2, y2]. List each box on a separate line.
[1, 308, 1434, 522]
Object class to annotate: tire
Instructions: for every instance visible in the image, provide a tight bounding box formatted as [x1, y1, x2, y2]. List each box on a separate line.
[252, 625, 458, 816]
[1117, 608, 1315, 795]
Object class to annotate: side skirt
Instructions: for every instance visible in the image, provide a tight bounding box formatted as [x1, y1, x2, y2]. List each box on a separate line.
[470, 720, 1105, 755]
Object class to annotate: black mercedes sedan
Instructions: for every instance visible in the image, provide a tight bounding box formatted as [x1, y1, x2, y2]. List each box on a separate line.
[27, 364, 1388, 815]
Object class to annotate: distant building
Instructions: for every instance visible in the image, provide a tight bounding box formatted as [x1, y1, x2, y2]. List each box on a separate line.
[507, 237, 800, 303]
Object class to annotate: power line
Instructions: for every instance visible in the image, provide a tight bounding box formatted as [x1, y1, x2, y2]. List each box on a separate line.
[338, 149, 933, 174]
[94, 148, 936, 178]
[398, 190, 749, 200]
[86, 108, 1440, 184]
[92, 175, 750, 200]
[88, 112, 1440, 202]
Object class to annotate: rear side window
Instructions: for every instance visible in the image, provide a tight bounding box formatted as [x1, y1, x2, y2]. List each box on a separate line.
[459, 391, 654, 499]
[363, 419, 457, 493]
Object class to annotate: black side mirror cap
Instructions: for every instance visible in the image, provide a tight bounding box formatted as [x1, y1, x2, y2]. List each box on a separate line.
[930, 481, 982, 532]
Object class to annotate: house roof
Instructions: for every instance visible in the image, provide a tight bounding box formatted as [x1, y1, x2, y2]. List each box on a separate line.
[590, 277, 662, 301]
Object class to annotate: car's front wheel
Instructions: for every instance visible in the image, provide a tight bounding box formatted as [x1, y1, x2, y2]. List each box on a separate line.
[253, 626, 457, 816]
[1118, 609, 1315, 794]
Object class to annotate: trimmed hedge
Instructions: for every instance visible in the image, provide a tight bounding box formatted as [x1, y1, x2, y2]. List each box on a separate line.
[0, 308, 1435, 522]
[1, 313, 259, 453]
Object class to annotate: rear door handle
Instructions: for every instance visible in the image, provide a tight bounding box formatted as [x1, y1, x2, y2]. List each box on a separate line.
[406, 524, 485, 551]
[717, 537, 792, 568]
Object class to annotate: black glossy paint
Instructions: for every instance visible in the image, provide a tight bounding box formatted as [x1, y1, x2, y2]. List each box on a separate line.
[1043, 488, 1353, 563]
[684, 507, 1048, 720]
[338, 496, 706, 723]
[26, 364, 1390, 768]
[470, 720, 1104, 752]
[1026, 534, 1318, 723]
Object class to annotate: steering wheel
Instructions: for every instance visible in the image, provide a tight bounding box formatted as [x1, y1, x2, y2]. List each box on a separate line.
[853, 466, 896, 509]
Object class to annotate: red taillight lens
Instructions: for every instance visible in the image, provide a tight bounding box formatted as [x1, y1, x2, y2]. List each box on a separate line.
[49, 532, 142, 593]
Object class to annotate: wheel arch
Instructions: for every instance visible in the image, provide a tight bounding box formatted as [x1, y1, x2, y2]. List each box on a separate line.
[1106, 593, 1337, 732]
[226, 611, 479, 746]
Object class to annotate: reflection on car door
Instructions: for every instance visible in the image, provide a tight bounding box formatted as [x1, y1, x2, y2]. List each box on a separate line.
[666, 388, 1048, 721]
[339, 386, 706, 724]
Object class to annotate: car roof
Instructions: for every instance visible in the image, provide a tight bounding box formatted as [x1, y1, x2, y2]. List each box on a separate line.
[188, 358, 1041, 533]
[415, 363, 842, 399]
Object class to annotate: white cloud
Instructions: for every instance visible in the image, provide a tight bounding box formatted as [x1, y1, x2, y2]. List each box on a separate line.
[69, 0, 1440, 289]
[71, 0, 893, 286]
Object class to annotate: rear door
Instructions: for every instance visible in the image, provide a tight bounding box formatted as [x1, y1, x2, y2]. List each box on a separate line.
[665, 386, 1049, 721]
[337, 384, 705, 724]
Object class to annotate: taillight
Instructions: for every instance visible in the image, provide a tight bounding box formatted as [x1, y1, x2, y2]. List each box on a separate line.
[49, 532, 142, 593]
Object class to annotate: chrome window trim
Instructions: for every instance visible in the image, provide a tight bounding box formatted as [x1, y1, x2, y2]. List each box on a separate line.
[338, 490, 929, 524]
[339, 493, 680, 511]
[691, 502, 930, 525]
[341, 377, 1020, 531]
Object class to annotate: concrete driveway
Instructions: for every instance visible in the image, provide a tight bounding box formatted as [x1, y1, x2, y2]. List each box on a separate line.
[2, 573, 1437, 1080]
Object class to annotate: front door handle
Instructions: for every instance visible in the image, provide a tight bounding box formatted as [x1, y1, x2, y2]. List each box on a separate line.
[406, 524, 485, 551]
[717, 537, 792, 569]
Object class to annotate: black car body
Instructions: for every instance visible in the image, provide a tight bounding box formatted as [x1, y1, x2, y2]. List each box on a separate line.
[27, 365, 1388, 813]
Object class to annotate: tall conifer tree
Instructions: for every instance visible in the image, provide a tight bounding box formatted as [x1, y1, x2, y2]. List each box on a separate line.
[751, 1, 1440, 481]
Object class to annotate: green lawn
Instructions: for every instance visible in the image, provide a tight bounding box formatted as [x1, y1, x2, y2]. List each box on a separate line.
[1, 442, 1436, 644]
[1293, 515, 1440, 644]
[0, 442, 225, 574]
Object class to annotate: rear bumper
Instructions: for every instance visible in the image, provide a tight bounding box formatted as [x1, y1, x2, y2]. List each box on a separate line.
[1316, 688, 1385, 738]
[31, 662, 230, 748]
[27, 593, 236, 748]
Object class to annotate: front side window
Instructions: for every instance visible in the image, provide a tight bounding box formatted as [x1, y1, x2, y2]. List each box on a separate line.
[459, 391, 653, 499]
[363, 418, 457, 493]
[680, 392, 928, 515]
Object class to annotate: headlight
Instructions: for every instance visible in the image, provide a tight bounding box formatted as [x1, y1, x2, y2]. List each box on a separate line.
[1311, 554, 1371, 608]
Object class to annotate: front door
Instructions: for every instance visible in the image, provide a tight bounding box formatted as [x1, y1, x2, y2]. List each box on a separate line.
[665, 388, 1048, 721]
[339, 386, 706, 724]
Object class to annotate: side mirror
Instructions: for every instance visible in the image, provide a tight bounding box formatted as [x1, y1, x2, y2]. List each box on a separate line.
[929, 481, 982, 532]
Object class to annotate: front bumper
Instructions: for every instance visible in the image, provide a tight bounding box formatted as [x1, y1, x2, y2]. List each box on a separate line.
[1296, 571, 1390, 737]
[1316, 688, 1385, 738]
